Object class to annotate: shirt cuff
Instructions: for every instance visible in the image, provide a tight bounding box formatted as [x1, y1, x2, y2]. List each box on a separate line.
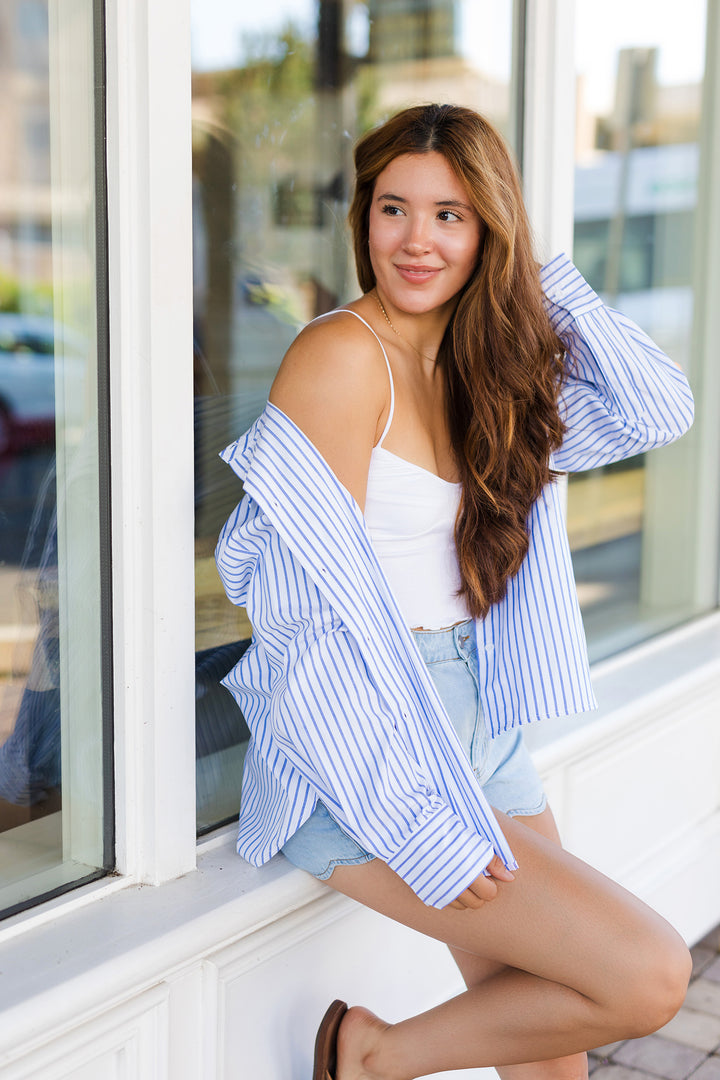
[540, 253, 605, 319]
[384, 803, 500, 909]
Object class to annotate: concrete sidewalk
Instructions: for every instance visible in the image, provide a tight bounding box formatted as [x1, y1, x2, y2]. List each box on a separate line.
[590, 925, 720, 1079]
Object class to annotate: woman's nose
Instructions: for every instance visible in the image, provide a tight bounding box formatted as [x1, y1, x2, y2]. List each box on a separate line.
[403, 216, 433, 254]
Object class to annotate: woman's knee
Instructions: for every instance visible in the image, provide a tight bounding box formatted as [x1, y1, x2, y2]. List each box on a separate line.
[639, 934, 691, 1033]
[612, 924, 691, 1038]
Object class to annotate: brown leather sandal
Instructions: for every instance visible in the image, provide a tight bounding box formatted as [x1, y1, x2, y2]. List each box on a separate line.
[312, 999, 348, 1080]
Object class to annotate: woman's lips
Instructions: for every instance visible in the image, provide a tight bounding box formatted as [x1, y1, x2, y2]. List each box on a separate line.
[394, 264, 442, 283]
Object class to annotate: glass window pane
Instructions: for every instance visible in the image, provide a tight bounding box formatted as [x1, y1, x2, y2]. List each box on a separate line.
[191, 0, 517, 833]
[570, 1, 717, 661]
[0, 0, 111, 917]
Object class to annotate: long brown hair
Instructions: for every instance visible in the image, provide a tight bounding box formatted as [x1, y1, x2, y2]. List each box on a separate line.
[349, 104, 567, 618]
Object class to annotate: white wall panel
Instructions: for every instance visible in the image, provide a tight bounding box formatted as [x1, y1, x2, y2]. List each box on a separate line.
[535, 655, 720, 944]
[560, 686, 720, 878]
[0, 987, 169, 1080]
[209, 893, 497, 1079]
[165, 966, 209, 1080]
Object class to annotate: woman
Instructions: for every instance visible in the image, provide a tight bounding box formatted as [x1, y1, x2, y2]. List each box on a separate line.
[216, 105, 694, 1079]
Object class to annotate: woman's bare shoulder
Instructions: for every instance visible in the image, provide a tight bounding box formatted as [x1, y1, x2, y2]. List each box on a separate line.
[269, 308, 390, 506]
[274, 308, 386, 387]
[270, 309, 388, 422]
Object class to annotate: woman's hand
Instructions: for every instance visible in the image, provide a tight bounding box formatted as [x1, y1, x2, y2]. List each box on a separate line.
[447, 855, 516, 910]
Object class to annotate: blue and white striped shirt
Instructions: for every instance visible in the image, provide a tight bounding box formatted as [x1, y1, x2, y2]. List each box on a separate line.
[216, 254, 694, 908]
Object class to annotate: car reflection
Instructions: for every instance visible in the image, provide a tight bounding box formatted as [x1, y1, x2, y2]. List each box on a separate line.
[0, 314, 84, 456]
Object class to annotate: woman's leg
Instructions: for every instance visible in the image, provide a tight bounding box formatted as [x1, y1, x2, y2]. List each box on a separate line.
[407, 625, 588, 1074]
[447, 805, 589, 1079]
[327, 811, 690, 1080]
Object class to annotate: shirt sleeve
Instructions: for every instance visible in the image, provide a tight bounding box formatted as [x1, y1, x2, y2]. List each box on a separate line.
[541, 253, 694, 473]
[217, 498, 503, 909]
[272, 624, 496, 907]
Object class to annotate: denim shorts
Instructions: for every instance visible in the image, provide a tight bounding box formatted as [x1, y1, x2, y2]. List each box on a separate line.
[281, 619, 546, 881]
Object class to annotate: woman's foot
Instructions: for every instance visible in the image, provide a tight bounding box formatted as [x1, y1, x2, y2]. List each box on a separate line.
[336, 1005, 395, 1080]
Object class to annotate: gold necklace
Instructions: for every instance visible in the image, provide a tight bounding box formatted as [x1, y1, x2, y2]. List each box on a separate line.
[372, 290, 434, 363]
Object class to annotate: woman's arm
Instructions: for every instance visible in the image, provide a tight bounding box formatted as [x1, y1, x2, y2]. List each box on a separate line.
[541, 254, 694, 473]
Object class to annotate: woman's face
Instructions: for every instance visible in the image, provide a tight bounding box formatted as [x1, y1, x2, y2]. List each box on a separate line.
[367, 151, 484, 316]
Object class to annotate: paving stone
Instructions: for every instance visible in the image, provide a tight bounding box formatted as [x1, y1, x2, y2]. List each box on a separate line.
[658, 1007, 720, 1053]
[613, 1033, 705, 1078]
[590, 1042, 627, 1060]
[704, 959, 720, 985]
[590, 1067, 657, 1078]
[692, 948, 717, 978]
[697, 928, 720, 954]
[690, 1058, 720, 1080]
[685, 980, 720, 1016]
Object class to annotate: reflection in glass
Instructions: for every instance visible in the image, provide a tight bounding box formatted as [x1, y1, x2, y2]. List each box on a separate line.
[0, 1, 109, 916]
[570, 1, 712, 660]
[191, 0, 516, 832]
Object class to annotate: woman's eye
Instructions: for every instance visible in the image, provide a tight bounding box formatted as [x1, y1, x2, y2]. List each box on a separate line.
[438, 209, 461, 222]
[381, 204, 403, 216]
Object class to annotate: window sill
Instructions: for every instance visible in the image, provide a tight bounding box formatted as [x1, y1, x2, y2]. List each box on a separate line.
[0, 833, 339, 1058]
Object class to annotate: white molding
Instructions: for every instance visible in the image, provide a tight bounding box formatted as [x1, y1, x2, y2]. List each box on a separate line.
[0, 846, 331, 1062]
[0, 985, 170, 1078]
[521, 0, 576, 258]
[104, 0, 196, 882]
[0, 874, 134, 947]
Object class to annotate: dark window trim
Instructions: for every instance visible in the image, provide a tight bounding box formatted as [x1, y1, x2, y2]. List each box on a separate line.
[94, 0, 114, 876]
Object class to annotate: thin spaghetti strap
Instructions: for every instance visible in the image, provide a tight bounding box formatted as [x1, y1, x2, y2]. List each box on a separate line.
[335, 309, 395, 447]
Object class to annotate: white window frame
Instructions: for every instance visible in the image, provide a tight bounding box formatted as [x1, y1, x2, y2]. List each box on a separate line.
[521, 0, 576, 258]
[105, 0, 196, 885]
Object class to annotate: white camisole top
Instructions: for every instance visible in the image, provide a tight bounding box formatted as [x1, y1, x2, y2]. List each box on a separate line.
[338, 310, 470, 630]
